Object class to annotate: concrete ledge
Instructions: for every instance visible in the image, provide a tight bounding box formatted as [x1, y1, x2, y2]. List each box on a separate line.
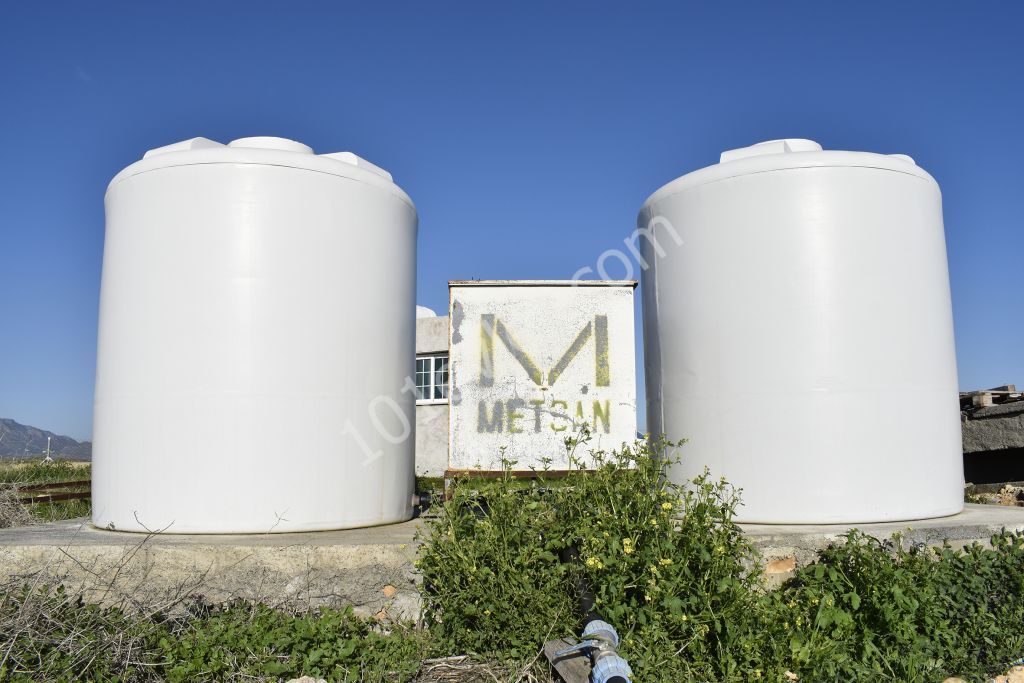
[0, 518, 424, 619]
[743, 504, 1024, 586]
[3, 505, 1023, 612]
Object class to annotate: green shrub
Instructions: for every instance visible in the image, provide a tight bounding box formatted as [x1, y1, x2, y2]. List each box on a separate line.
[0, 459, 90, 486]
[417, 434, 767, 680]
[3, 439, 1024, 681]
[761, 530, 1024, 682]
[0, 587, 424, 682]
[418, 434, 1024, 682]
[152, 603, 424, 682]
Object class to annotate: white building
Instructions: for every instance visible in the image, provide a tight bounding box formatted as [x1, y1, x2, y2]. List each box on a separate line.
[414, 306, 449, 477]
[414, 280, 637, 478]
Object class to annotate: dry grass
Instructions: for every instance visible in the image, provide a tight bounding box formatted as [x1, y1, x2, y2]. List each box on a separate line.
[0, 531, 557, 682]
[0, 486, 35, 529]
[414, 656, 553, 682]
[0, 459, 91, 526]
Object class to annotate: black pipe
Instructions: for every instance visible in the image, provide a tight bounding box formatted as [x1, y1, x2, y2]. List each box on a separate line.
[559, 544, 600, 625]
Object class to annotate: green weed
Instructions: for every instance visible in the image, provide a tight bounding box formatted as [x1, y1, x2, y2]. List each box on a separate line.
[1, 440, 1023, 681]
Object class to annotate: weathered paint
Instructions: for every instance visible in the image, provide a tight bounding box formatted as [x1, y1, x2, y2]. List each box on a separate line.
[448, 281, 637, 472]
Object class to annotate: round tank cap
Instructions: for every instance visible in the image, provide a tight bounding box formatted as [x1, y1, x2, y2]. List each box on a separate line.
[228, 137, 313, 154]
[888, 153, 917, 166]
[720, 139, 822, 163]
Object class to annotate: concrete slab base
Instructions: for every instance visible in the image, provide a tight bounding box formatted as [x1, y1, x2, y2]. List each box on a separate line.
[743, 504, 1024, 586]
[2, 505, 1022, 614]
[0, 518, 424, 619]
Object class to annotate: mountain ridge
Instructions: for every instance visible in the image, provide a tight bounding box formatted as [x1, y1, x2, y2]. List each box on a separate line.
[0, 418, 92, 460]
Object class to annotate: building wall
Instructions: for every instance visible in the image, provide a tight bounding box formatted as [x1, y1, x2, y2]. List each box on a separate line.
[415, 314, 449, 477]
[416, 315, 448, 355]
[415, 403, 449, 477]
[448, 281, 637, 472]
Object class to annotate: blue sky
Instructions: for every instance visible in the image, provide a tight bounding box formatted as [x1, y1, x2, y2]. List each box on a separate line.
[1, 2, 1021, 440]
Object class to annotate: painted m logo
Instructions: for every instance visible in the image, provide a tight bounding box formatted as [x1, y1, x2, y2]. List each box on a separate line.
[479, 314, 610, 388]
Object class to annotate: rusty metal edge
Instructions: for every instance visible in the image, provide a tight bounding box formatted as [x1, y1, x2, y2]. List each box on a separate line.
[18, 479, 91, 491]
[18, 491, 91, 504]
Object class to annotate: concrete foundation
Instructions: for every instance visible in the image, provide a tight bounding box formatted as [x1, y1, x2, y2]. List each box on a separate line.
[744, 504, 1024, 586]
[2, 505, 1023, 614]
[0, 518, 423, 619]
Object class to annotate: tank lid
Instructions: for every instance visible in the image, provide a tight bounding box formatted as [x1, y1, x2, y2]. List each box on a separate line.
[227, 136, 314, 154]
[110, 136, 413, 209]
[641, 138, 936, 212]
[719, 138, 822, 162]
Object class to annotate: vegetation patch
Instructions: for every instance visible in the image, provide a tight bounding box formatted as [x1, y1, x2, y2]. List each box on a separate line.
[0, 459, 91, 525]
[0, 585, 426, 682]
[418, 436, 1024, 682]
[1, 443, 1024, 681]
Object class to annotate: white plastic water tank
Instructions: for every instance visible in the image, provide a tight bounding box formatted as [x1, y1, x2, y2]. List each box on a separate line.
[639, 139, 963, 523]
[93, 136, 417, 533]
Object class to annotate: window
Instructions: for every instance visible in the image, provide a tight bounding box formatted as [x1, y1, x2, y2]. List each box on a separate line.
[416, 354, 449, 403]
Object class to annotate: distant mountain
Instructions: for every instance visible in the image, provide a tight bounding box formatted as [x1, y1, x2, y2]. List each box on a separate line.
[0, 418, 91, 460]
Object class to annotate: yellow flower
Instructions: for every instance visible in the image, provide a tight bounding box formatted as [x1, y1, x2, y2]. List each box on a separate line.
[644, 593, 653, 602]
[661, 501, 673, 511]
[483, 609, 491, 616]
[681, 614, 688, 622]
[659, 558, 673, 566]
[649, 518, 658, 526]
[585, 556, 599, 569]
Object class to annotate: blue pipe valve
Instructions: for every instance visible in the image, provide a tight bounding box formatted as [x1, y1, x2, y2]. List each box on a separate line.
[555, 620, 633, 683]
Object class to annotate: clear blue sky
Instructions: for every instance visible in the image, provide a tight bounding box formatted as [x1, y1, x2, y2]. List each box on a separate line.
[1, 2, 1021, 440]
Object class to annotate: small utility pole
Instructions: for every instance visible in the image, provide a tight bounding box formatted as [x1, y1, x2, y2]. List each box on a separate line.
[44, 436, 52, 463]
